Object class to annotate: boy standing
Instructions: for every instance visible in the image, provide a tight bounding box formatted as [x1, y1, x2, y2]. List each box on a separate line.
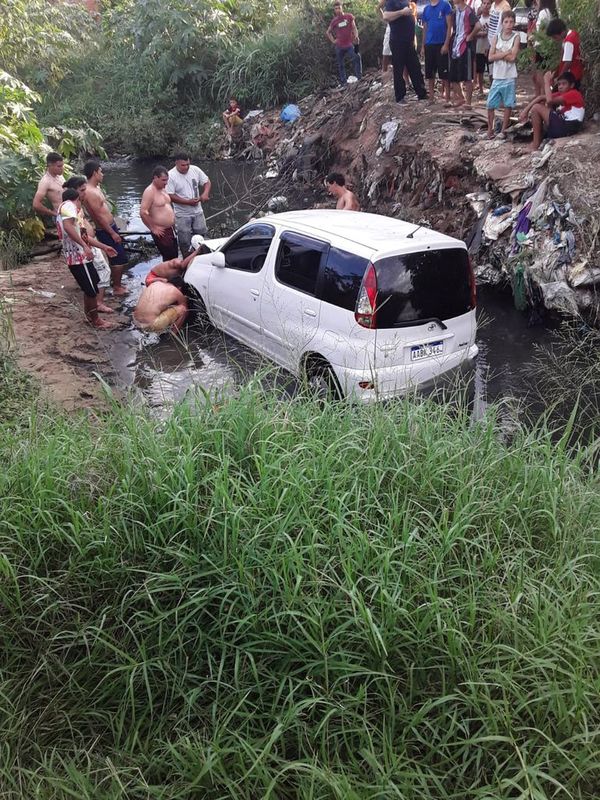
[421, 0, 452, 103]
[448, 0, 480, 109]
[487, 0, 511, 55]
[326, 2, 362, 85]
[519, 70, 585, 151]
[32, 152, 65, 222]
[475, 0, 492, 98]
[545, 19, 584, 89]
[57, 188, 116, 330]
[486, 10, 520, 138]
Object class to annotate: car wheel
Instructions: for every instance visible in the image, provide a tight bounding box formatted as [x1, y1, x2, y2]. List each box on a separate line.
[304, 363, 341, 402]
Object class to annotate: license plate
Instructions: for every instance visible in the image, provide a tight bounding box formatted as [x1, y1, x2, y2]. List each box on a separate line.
[410, 341, 444, 361]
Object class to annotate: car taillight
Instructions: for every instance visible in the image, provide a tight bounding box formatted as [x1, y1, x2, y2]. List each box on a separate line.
[355, 262, 377, 328]
[468, 255, 477, 308]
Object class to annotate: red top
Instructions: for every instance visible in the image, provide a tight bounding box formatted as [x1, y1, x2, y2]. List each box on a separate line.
[328, 13, 355, 48]
[551, 88, 585, 122]
[558, 30, 583, 82]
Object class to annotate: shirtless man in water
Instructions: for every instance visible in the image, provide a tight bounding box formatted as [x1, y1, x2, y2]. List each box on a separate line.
[325, 172, 361, 210]
[140, 165, 178, 261]
[32, 152, 65, 221]
[144, 235, 211, 286]
[133, 280, 188, 333]
[83, 159, 128, 295]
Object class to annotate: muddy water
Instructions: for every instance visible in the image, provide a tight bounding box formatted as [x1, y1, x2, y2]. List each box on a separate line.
[104, 160, 556, 410]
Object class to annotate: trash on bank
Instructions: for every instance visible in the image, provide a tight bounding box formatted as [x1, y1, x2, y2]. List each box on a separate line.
[280, 104, 301, 124]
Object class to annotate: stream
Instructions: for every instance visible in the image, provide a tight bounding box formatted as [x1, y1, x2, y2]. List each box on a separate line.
[104, 159, 557, 410]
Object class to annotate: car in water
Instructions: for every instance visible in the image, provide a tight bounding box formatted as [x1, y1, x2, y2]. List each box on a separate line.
[184, 211, 478, 401]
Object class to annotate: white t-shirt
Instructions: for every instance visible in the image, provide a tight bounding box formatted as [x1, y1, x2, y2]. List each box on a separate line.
[488, 0, 511, 46]
[167, 165, 209, 218]
[57, 200, 87, 266]
[492, 31, 519, 80]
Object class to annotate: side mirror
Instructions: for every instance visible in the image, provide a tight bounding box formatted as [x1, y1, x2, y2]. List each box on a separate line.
[191, 251, 226, 268]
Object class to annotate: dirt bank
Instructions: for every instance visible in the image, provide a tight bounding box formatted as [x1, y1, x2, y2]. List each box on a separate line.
[0, 254, 129, 410]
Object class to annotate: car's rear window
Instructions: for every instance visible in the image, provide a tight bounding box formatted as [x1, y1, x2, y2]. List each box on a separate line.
[374, 248, 472, 328]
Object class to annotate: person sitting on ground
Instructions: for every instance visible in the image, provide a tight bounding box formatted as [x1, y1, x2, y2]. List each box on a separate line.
[32, 152, 65, 224]
[64, 175, 115, 315]
[545, 18, 584, 89]
[83, 159, 129, 295]
[140, 165, 178, 261]
[420, 0, 453, 104]
[57, 188, 117, 330]
[486, 10, 520, 138]
[519, 70, 584, 151]
[222, 98, 243, 136]
[327, 1, 362, 85]
[133, 279, 188, 334]
[325, 173, 361, 210]
[447, 0, 481, 110]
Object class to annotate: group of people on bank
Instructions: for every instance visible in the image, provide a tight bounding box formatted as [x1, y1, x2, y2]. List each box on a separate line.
[327, 0, 585, 145]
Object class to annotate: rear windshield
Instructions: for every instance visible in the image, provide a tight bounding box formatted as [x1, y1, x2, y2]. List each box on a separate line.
[374, 248, 472, 328]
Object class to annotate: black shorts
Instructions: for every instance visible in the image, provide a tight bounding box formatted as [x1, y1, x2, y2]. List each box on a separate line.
[95, 223, 129, 267]
[69, 262, 99, 298]
[546, 111, 582, 140]
[424, 44, 449, 80]
[475, 52, 488, 75]
[449, 49, 473, 83]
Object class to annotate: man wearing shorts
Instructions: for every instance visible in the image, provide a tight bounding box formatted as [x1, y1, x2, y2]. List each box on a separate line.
[448, 0, 481, 108]
[519, 70, 584, 151]
[140, 165, 178, 261]
[421, 0, 452, 103]
[167, 152, 211, 258]
[133, 280, 188, 334]
[83, 159, 129, 295]
[57, 188, 117, 330]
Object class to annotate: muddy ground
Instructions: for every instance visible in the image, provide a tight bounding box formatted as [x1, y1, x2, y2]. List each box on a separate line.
[3, 69, 600, 409]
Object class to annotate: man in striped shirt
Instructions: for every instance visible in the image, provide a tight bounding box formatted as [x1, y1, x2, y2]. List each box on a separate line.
[487, 0, 512, 73]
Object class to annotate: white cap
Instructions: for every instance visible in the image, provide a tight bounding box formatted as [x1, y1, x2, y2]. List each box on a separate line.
[191, 235, 205, 249]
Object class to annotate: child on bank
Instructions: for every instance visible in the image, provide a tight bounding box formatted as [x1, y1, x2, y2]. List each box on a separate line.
[519, 70, 584, 151]
[222, 98, 243, 136]
[486, 10, 520, 138]
[475, 0, 492, 98]
[447, 0, 480, 109]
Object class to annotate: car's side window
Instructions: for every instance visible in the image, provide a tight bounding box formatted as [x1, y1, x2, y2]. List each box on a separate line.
[275, 232, 329, 296]
[221, 223, 275, 272]
[320, 247, 369, 311]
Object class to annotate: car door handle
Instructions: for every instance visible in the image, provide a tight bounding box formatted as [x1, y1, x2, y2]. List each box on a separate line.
[303, 309, 317, 317]
[250, 289, 260, 297]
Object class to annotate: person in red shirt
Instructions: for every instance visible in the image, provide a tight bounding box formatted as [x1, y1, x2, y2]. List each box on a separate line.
[545, 18, 583, 88]
[326, 1, 362, 84]
[519, 70, 585, 151]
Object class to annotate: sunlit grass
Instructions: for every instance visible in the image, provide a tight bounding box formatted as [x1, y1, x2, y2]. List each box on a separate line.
[0, 384, 599, 798]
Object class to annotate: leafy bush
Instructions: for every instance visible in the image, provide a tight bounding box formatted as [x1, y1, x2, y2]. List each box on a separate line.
[558, 0, 600, 110]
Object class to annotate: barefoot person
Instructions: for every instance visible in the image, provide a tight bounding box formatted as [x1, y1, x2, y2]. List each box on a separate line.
[133, 280, 188, 333]
[32, 152, 65, 222]
[57, 188, 116, 330]
[325, 173, 361, 210]
[140, 165, 178, 261]
[83, 159, 129, 295]
[64, 175, 115, 315]
[144, 238, 210, 286]
[486, 10, 520, 138]
[519, 70, 584, 151]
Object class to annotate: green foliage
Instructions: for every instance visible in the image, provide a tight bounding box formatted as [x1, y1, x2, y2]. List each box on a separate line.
[0, 385, 599, 797]
[560, 0, 600, 110]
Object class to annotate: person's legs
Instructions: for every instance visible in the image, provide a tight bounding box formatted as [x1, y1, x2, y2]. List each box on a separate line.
[529, 104, 551, 150]
[191, 210, 208, 244]
[502, 106, 512, 133]
[336, 46, 349, 84]
[405, 43, 426, 99]
[95, 224, 128, 296]
[487, 108, 496, 137]
[175, 216, 192, 258]
[92, 248, 113, 313]
[152, 227, 179, 261]
[389, 37, 407, 102]
[424, 45, 436, 99]
[70, 262, 112, 329]
[352, 46, 362, 79]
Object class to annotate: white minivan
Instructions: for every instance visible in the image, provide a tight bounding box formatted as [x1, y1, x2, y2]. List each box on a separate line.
[184, 210, 478, 400]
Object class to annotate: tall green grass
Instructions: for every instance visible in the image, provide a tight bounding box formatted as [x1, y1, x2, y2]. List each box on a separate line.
[0, 384, 599, 798]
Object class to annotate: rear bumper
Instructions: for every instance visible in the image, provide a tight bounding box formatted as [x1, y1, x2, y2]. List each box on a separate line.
[332, 345, 479, 402]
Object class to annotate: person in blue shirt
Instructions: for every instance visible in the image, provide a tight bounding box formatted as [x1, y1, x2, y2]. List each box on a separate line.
[421, 0, 453, 103]
[382, 0, 427, 103]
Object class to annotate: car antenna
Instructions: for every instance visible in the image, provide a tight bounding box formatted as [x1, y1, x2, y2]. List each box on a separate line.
[406, 223, 423, 239]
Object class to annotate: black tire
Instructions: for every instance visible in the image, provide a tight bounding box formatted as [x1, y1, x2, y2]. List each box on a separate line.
[303, 362, 341, 402]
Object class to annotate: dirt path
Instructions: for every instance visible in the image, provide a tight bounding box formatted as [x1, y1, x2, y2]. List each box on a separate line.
[0, 254, 130, 410]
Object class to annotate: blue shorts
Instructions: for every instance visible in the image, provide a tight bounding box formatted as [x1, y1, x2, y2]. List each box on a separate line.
[487, 79, 516, 110]
[95, 222, 128, 267]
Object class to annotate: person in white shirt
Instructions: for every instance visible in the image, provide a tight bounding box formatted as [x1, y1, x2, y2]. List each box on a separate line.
[167, 152, 212, 257]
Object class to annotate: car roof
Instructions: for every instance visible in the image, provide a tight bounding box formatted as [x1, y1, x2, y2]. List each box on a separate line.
[263, 210, 464, 256]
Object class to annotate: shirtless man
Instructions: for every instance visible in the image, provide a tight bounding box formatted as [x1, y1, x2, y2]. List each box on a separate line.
[133, 280, 188, 333]
[32, 152, 65, 222]
[139, 165, 178, 261]
[144, 236, 211, 286]
[325, 172, 361, 210]
[83, 159, 128, 295]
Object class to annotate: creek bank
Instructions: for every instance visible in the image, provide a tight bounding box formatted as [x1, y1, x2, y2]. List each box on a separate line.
[236, 71, 600, 323]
